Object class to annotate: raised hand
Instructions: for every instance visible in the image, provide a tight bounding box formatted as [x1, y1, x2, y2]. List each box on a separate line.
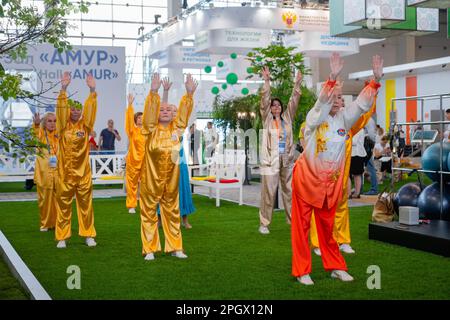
[372, 55, 384, 82]
[33, 113, 41, 126]
[162, 77, 173, 91]
[61, 71, 71, 90]
[295, 69, 303, 86]
[150, 73, 161, 92]
[318, 83, 335, 105]
[330, 52, 344, 81]
[261, 66, 270, 82]
[86, 73, 96, 92]
[127, 93, 134, 105]
[185, 73, 198, 95]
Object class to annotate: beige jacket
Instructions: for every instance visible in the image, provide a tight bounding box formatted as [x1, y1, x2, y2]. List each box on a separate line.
[260, 82, 301, 169]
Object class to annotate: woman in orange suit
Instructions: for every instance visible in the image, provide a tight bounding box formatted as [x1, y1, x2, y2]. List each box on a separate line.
[32, 111, 58, 232]
[291, 53, 383, 285]
[125, 93, 145, 214]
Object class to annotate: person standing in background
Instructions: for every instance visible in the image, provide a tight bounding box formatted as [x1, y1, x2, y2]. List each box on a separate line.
[124, 94, 145, 214]
[443, 109, 450, 141]
[204, 121, 218, 158]
[99, 119, 121, 152]
[32, 112, 58, 232]
[89, 130, 99, 152]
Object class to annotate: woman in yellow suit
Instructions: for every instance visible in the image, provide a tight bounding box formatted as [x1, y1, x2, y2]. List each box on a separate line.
[125, 93, 145, 214]
[310, 88, 377, 256]
[55, 71, 98, 249]
[32, 112, 58, 232]
[139, 73, 196, 261]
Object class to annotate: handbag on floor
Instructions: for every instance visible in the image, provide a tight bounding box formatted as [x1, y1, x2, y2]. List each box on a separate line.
[372, 187, 396, 223]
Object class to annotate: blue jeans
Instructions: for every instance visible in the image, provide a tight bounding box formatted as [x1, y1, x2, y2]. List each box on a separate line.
[366, 157, 378, 192]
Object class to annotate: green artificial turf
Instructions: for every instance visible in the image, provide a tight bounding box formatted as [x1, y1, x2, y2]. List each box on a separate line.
[0, 257, 28, 300]
[0, 196, 449, 300]
[0, 182, 123, 193]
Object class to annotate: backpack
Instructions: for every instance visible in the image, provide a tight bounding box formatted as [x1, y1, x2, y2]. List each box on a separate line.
[372, 188, 397, 223]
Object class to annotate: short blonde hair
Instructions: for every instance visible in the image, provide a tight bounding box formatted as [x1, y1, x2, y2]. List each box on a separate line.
[40, 112, 56, 129]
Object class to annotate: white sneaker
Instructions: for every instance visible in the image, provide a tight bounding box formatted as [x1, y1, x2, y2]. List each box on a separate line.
[171, 251, 188, 259]
[40, 228, 48, 232]
[331, 270, 354, 282]
[340, 244, 355, 254]
[56, 240, 66, 249]
[313, 247, 322, 256]
[144, 253, 155, 261]
[297, 274, 314, 286]
[128, 208, 136, 214]
[85, 237, 97, 247]
[258, 226, 270, 235]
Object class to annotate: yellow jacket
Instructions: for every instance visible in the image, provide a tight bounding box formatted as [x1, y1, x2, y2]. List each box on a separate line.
[125, 104, 146, 169]
[33, 124, 58, 188]
[56, 91, 97, 183]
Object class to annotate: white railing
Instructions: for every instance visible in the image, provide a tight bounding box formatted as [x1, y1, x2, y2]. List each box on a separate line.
[0, 153, 126, 184]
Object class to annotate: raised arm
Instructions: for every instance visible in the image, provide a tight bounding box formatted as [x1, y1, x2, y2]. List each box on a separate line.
[175, 74, 197, 132]
[162, 77, 172, 104]
[125, 94, 135, 138]
[82, 74, 97, 131]
[305, 80, 336, 130]
[32, 113, 42, 139]
[285, 69, 303, 121]
[343, 56, 383, 130]
[143, 73, 161, 133]
[305, 53, 343, 131]
[56, 71, 71, 134]
[260, 66, 271, 121]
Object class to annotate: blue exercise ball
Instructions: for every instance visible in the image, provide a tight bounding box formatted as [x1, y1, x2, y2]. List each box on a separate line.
[417, 182, 450, 221]
[393, 182, 423, 214]
[421, 142, 450, 183]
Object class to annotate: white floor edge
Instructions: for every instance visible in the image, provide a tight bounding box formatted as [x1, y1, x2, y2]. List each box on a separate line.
[0, 230, 52, 300]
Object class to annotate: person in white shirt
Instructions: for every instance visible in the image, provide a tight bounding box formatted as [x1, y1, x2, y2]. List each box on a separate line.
[373, 135, 392, 181]
[204, 121, 218, 158]
[444, 109, 450, 141]
[349, 129, 367, 199]
[375, 125, 384, 144]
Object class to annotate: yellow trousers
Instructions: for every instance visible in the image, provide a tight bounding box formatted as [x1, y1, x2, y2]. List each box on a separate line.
[310, 197, 351, 248]
[125, 166, 141, 209]
[36, 185, 57, 229]
[139, 180, 182, 255]
[55, 174, 96, 241]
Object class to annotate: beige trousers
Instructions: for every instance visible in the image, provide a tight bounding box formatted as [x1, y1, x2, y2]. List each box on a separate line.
[259, 157, 293, 227]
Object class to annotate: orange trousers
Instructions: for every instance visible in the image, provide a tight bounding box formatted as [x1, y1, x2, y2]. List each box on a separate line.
[291, 192, 347, 277]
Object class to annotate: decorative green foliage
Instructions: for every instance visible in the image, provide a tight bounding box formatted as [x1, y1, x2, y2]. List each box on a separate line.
[226, 73, 238, 85]
[217, 61, 224, 68]
[221, 83, 228, 90]
[204, 65, 212, 73]
[230, 53, 237, 59]
[241, 88, 249, 95]
[246, 44, 316, 139]
[211, 86, 220, 95]
[0, 0, 90, 160]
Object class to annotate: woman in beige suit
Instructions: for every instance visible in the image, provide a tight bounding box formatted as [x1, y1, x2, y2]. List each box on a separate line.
[259, 66, 302, 234]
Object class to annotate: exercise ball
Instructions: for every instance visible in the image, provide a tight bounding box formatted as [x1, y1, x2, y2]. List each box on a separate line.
[421, 142, 450, 182]
[393, 182, 423, 214]
[417, 182, 450, 221]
